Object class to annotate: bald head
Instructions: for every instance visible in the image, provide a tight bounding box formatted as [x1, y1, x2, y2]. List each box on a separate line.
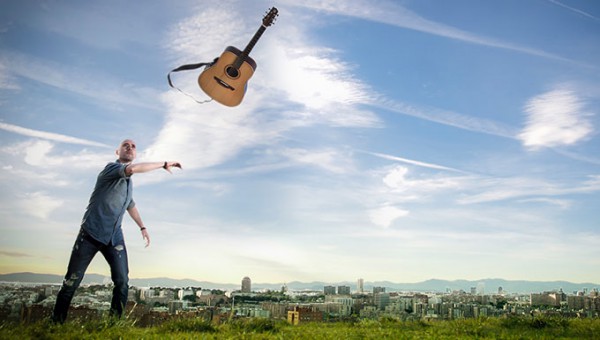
[116, 139, 137, 163]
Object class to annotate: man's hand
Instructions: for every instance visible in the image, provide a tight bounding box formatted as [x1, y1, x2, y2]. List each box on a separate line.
[164, 161, 182, 174]
[141, 228, 150, 248]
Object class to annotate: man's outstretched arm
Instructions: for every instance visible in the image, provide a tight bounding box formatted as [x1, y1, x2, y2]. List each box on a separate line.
[125, 161, 182, 176]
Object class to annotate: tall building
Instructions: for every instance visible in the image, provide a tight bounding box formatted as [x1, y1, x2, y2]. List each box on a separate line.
[477, 282, 485, 296]
[357, 278, 364, 293]
[241, 276, 251, 293]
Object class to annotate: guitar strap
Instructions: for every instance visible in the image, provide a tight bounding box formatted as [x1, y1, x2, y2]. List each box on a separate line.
[167, 58, 219, 104]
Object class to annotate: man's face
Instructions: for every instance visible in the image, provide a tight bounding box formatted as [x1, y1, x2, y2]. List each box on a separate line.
[117, 139, 137, 163]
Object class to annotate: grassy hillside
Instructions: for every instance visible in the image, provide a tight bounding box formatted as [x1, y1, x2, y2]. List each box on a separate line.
[1, 316, 599, 339]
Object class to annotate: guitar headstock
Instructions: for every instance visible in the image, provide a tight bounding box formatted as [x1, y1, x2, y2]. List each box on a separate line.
[262, 7, 279, 27]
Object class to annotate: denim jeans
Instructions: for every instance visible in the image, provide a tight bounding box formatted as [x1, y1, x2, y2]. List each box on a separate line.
[52, 228, 129, 323]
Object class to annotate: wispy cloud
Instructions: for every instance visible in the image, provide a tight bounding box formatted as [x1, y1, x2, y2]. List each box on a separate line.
[0, 51, 162, 110]
[371, 99, 517, 139]
[280, 147, 353, 174]
[547, 0, 600, 21]
[517, 197, 572, 210]
[457, 174, 600, 205]
[0, 122, 109, 147]
[367, 151, 468, 173]
[0, 250, 32, 258]
[285, 0, 573, 62]
[367, 154, 600, 210]
[552, 149, 600, 166]
[0, 62, 20, 90]
[518, 85, 594, 149]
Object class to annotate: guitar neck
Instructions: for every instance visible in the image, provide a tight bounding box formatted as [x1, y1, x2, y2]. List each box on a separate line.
[233, 25, 267, 69]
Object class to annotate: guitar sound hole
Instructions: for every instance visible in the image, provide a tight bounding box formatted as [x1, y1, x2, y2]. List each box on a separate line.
[226, 66, 239, 78]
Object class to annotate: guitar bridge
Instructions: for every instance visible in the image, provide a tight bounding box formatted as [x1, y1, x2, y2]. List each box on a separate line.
[214, 77, 235, 91]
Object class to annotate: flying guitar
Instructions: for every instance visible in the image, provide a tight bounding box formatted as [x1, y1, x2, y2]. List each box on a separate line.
[198, 7, 278, 107]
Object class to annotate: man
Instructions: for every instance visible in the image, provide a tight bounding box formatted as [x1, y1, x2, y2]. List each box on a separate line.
[51, 139, 181, 323]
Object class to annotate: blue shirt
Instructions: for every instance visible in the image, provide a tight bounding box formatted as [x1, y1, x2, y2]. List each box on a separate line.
[80, 161, 135, 245]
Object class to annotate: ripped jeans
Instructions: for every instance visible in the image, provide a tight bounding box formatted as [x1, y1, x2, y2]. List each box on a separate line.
[52, 228, 129, 323]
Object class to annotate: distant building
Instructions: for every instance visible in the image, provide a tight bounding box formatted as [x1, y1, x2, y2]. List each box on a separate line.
[567, 295, 585, 310]
[373, 286, 385, 294]
[530, 291, 566, 307]
[337, 285, 351, 295]
[329, 296, 354, 316]
[477, 282, 485, 296]
[241, 277, 251, 293]
[357, 278, 364, 293]
[374, 293, 390, 310]
[139, 287, 155, 301]
[168, 300, 184, 314]
[324, 286, 336, 295]
[287, 306, 323, 325]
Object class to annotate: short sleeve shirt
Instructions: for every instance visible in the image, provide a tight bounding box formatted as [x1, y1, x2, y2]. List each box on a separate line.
[81, 161, 135, 245]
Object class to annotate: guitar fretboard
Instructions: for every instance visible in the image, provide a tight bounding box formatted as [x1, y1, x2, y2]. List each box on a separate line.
[233, 25, 267, 70]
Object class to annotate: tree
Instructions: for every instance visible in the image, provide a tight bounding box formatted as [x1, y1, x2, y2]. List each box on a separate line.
[183, 294, 197, 303]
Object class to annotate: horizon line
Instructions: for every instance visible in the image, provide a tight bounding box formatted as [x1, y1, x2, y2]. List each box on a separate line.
[1, 272, 599, 286]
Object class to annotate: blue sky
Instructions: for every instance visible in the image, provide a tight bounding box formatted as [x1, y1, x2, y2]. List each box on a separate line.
[1, 0, 599, 286]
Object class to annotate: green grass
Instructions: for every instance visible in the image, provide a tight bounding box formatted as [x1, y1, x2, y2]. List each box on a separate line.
[1, 316, 599, 339]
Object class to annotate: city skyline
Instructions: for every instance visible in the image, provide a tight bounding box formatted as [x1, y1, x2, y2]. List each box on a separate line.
[1, 1, 599, 284]
[1, 272, 598, 296]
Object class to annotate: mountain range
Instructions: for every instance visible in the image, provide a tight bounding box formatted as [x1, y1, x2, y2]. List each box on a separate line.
[1, 272, 598, 294]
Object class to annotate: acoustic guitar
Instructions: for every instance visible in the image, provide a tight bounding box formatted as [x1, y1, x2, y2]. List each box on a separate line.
[198, 7, 278, 107]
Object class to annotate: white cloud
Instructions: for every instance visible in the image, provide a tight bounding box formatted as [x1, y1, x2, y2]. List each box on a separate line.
[377, 164, 463, 196]
[263, 43, 374, 119]
[519, 86, 593, 149]
[19, 191, 64, 219]
[256, 18, 380, 128]
[0, 122, 109, 148]
[23, 140, 55, 166]
[166, 4, 242, 64]
[280, 147, 352, 174]
[368, 204, 409, 228]
[382, 166, 409, 189]
[1, 139, 110, 173]
[143, 93, 269, 170]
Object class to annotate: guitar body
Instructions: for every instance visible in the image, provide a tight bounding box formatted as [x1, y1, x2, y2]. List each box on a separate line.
[198, 46, 257, 107]
[195, 8, 277, 107]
